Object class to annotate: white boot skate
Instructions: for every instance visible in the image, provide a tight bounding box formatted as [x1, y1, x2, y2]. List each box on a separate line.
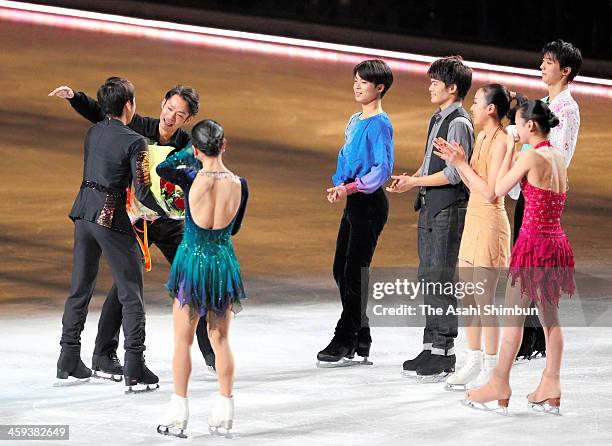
[208, 394, 234, 435]
[444, 349, 482, 391]
[157, 393, 189, 438]
[467, 353, 497, 390]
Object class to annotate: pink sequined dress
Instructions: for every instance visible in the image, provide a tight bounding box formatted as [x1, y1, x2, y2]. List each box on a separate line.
[509, 144, 575, 305]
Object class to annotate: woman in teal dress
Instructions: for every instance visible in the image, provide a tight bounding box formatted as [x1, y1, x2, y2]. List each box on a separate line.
[156, 119, 248, 438]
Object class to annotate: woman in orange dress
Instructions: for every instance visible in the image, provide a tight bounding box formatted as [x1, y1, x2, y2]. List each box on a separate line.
[433, 84, 516, 391]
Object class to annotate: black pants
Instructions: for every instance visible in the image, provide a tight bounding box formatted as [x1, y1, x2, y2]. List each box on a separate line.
[513, 192, 525, 243]
[61, 219, 146, 358]
[93, 217, 213, 359]
[418, 200, 467, 354]
[333, 188, 388, 343]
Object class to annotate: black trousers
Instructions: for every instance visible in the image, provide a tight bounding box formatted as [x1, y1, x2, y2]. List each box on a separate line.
[513, 192, 525, 243]
[61, 219, 146, 358]
[333, 188, 388, 343]
[93, 217, 213, 359]
[417, 200, 467, 354]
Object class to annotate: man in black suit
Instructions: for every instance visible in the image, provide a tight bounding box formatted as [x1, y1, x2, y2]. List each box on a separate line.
[57, 77, 163, 393]
[49, 83, 216, 378]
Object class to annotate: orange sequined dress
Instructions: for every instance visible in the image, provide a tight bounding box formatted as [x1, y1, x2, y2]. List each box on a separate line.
[458, 128, 511, 267]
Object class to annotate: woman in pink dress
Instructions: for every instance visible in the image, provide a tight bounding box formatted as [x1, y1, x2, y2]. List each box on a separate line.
[461, 99, 574, 415]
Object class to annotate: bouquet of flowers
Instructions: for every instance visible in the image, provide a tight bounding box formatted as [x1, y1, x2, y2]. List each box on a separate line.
[126, 143, 186, 221]
[160, 177, 185, 213]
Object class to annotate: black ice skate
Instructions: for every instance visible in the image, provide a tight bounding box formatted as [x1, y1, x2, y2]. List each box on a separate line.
[316, 336, 371, 368]
[515, 326, 546, 363]
[401, 350, 431, 377]
[124, 356, 159, 394]
[355, 327, 372, 363]
[204, 352, 216, 375]
[416, 354, 455, 383]
[55, 351, 92, 386]
[92, 353, 123, 382]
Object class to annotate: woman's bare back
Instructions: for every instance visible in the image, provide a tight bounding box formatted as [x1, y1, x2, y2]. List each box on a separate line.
[189, 172, 242, 229]
[526, 147, 567, 193]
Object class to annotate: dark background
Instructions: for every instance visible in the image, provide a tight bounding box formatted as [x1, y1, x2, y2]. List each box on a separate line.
[31, 0, 612, 63]
[165, 0, 611, 60]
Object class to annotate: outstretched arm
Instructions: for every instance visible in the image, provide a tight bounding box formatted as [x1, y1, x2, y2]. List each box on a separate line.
[156, 146, 198, 190]
[49, 86, 106, 123]
[48, 85, 161, 138]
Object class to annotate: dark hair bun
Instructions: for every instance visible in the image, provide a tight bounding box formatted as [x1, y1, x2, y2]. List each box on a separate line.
[546, 110, 560, 129]
[191, 119, 224, 157]
[538, 100, 560, 131]
[506, 92, 528, 125]
[516, 99, 559, 133]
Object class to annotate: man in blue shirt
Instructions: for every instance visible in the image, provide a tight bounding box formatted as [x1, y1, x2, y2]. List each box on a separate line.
[317, 60, 394, 367]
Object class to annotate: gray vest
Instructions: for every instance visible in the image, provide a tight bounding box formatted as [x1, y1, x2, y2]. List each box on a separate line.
[414, 107, 471, 216]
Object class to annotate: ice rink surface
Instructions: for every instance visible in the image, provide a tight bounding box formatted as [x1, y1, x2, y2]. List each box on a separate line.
[1, 296, 611, 446]
[1, 16, 612, 446]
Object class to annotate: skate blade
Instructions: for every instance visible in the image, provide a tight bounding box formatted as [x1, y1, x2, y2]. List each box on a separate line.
[514, 352, 546, 364]
[208, 425, 233, 438]
[125, 383, 160, 394]
[53, 377, 90, 387]
[401, 370, 418, 378]
[157, 425, 188, 438]
[527, 402, 560, 416]
[444, 382, 467, 392]
[417, 371, 453, 384]
[92, 370, 123, 382]
[316, 357, 373, 368]
[460, 399, 509, 416]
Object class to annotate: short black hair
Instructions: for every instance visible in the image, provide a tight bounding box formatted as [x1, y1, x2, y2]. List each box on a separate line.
[192, 119, 224, 157]
[97, 77, 134, 118]
[518, 99, 560, 134]
[164, 85, 200, 116]
[428, 56, 473, 99]
[353, 60, 394, 98]
[542, 39, 582, 82]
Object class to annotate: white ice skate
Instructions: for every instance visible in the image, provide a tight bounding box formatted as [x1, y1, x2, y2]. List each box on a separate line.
[208, 394, 234, 436]
[444, 349, 482, 391]
[466, 354, 497, 390]
[460, 397, 510, 416]
[157, 393, 189, 439]
[527, 397, 561, 415]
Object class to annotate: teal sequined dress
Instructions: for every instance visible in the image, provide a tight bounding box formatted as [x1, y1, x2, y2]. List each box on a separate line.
[156, 148, 248, 317]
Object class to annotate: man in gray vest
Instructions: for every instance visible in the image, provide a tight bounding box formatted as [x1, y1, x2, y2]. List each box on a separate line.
[388, 56, 474, 382]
